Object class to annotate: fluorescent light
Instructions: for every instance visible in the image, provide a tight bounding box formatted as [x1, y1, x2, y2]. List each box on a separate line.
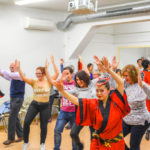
[15, 0, 46, 5]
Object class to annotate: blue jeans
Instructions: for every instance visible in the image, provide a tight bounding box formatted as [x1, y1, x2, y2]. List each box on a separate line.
[54, 110, 77, 150]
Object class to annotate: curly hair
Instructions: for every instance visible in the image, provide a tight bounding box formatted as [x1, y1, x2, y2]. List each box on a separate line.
[36, 67, 45, 75]
[121, 64, 139, 83]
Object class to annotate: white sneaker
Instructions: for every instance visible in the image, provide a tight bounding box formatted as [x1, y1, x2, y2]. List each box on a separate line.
[22, 143, 29, 150]
[40, 143, 46, 150]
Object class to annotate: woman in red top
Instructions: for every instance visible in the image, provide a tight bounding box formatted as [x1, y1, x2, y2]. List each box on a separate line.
[53, 56, 130, 150]
[141, 59, 150, 111]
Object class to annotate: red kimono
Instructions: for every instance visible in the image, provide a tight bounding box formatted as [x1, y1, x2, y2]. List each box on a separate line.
[0, 90, 4, 98]
[76, 90, 130, 150]
[141, 70, 150, 112]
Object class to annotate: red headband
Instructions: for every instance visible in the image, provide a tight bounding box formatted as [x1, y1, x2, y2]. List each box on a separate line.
[96, 76, 110, 87]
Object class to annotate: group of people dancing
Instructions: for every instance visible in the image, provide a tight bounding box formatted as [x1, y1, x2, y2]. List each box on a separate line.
[0, 55, 150, 150]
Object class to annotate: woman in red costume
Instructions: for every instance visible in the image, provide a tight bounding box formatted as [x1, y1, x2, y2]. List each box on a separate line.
[53, 56, 130, 150]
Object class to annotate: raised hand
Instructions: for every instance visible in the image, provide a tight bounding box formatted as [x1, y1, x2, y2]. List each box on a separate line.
[111, 56, 119, 70]
[60, 69, 68, 81]
[78, 55, 83, 62]
[94, 56, 106, 73]
[15, 59, 20, 71]
[50, 55, 54, 63]
[45, 59, 49, 69]
[93, 55, 101, 65]
[102, 56, 109, 71]
[60, 58, 64, 64]
[53, 80, 64, 92]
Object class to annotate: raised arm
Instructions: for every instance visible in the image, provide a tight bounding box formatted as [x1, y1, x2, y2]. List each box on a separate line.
[53, 80, 79, 105]
[45, 59, 55, 85]
[60, 58, 64, 73]
[138, 72, 150, 98]
[111, 56, 119, 71]
[102, 56, 124, 95]
[50, 55, 59, 80]
[93, 56, 107, 73]
[78, 55, 90, 76]
[0, 68, 22, 81]
[15, 60, 34, 85]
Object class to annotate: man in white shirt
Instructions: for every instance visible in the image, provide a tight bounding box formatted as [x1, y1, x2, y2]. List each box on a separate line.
[0, 62, 25, 145]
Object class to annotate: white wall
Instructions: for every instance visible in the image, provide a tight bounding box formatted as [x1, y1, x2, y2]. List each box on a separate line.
[113, 21, 150, 68]
[80, 26, 116, 70]
[78, 21, 150, 70]
[0, 4, 66, 100]
[119, 48, 147, 69]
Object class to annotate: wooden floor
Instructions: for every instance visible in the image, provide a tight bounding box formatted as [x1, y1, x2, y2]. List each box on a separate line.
[0, 119, 150, 150]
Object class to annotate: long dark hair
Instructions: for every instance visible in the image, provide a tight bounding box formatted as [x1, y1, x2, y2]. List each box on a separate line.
[75, 70, 90, 88]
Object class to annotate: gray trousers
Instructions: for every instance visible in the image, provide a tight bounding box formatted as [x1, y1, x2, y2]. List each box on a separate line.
[8, 97, 24, 140]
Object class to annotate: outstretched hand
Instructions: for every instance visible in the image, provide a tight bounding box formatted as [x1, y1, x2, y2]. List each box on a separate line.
[45, 59, 49, 69]
[52, 80, 64, 92]
[60, 70, 68, 82]
[50, 55, 54, 63]
[93, 56, 101, 65]
[78, 55, 83, 62]
[93, 56, 106, 73]
[111, 56, 119, 70]
[60, 58, 64, 64]
[102, 56, 110, 71]
[15, 59, 20, 71]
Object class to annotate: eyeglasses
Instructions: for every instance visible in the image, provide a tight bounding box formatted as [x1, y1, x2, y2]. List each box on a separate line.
[35, 73, 42, 75]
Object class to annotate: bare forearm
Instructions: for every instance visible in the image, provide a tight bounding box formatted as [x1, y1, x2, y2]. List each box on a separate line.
[60, 90, 79, 105]
[45, 68, 53, 85]
[18, 68, 25, 80]
[51, 62, 59, 80]
[107, 68, 124, 94]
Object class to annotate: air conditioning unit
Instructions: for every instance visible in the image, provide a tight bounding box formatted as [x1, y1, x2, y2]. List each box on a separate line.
[24, 17, 55, 31]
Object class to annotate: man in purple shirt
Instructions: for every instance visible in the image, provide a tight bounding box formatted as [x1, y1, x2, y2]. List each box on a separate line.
[54, 66, 77, 150]
[0, 62, 25, 145]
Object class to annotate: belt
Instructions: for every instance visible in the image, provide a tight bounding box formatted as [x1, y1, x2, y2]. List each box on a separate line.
[92, 131, 123, 148]
[32, 100, 49, 106]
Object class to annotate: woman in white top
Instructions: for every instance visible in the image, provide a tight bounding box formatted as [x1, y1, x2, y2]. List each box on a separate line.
[122, 64, 150, 150]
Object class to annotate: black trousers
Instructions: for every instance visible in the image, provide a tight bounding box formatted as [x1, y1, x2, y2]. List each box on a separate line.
[123, 121, 149, 150]
[49, 93, 58, 118]
[8, 97, 24, 140]
[23, 100, 50, 144]
[70, 123, 94, 148]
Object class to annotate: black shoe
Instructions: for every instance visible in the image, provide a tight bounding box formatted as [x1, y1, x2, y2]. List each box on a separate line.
[146, 132, 150, 140]
[65, 125, 71, 130]
[78, 143, 84, 150]
[3, 140, 15, 145]
[15, 137, 23, 142]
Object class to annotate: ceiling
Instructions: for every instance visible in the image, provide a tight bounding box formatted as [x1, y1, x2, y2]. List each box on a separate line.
[0, 0, 150, 12]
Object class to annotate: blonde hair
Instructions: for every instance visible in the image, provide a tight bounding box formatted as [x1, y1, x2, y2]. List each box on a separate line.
[122, 64, 139, 83]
